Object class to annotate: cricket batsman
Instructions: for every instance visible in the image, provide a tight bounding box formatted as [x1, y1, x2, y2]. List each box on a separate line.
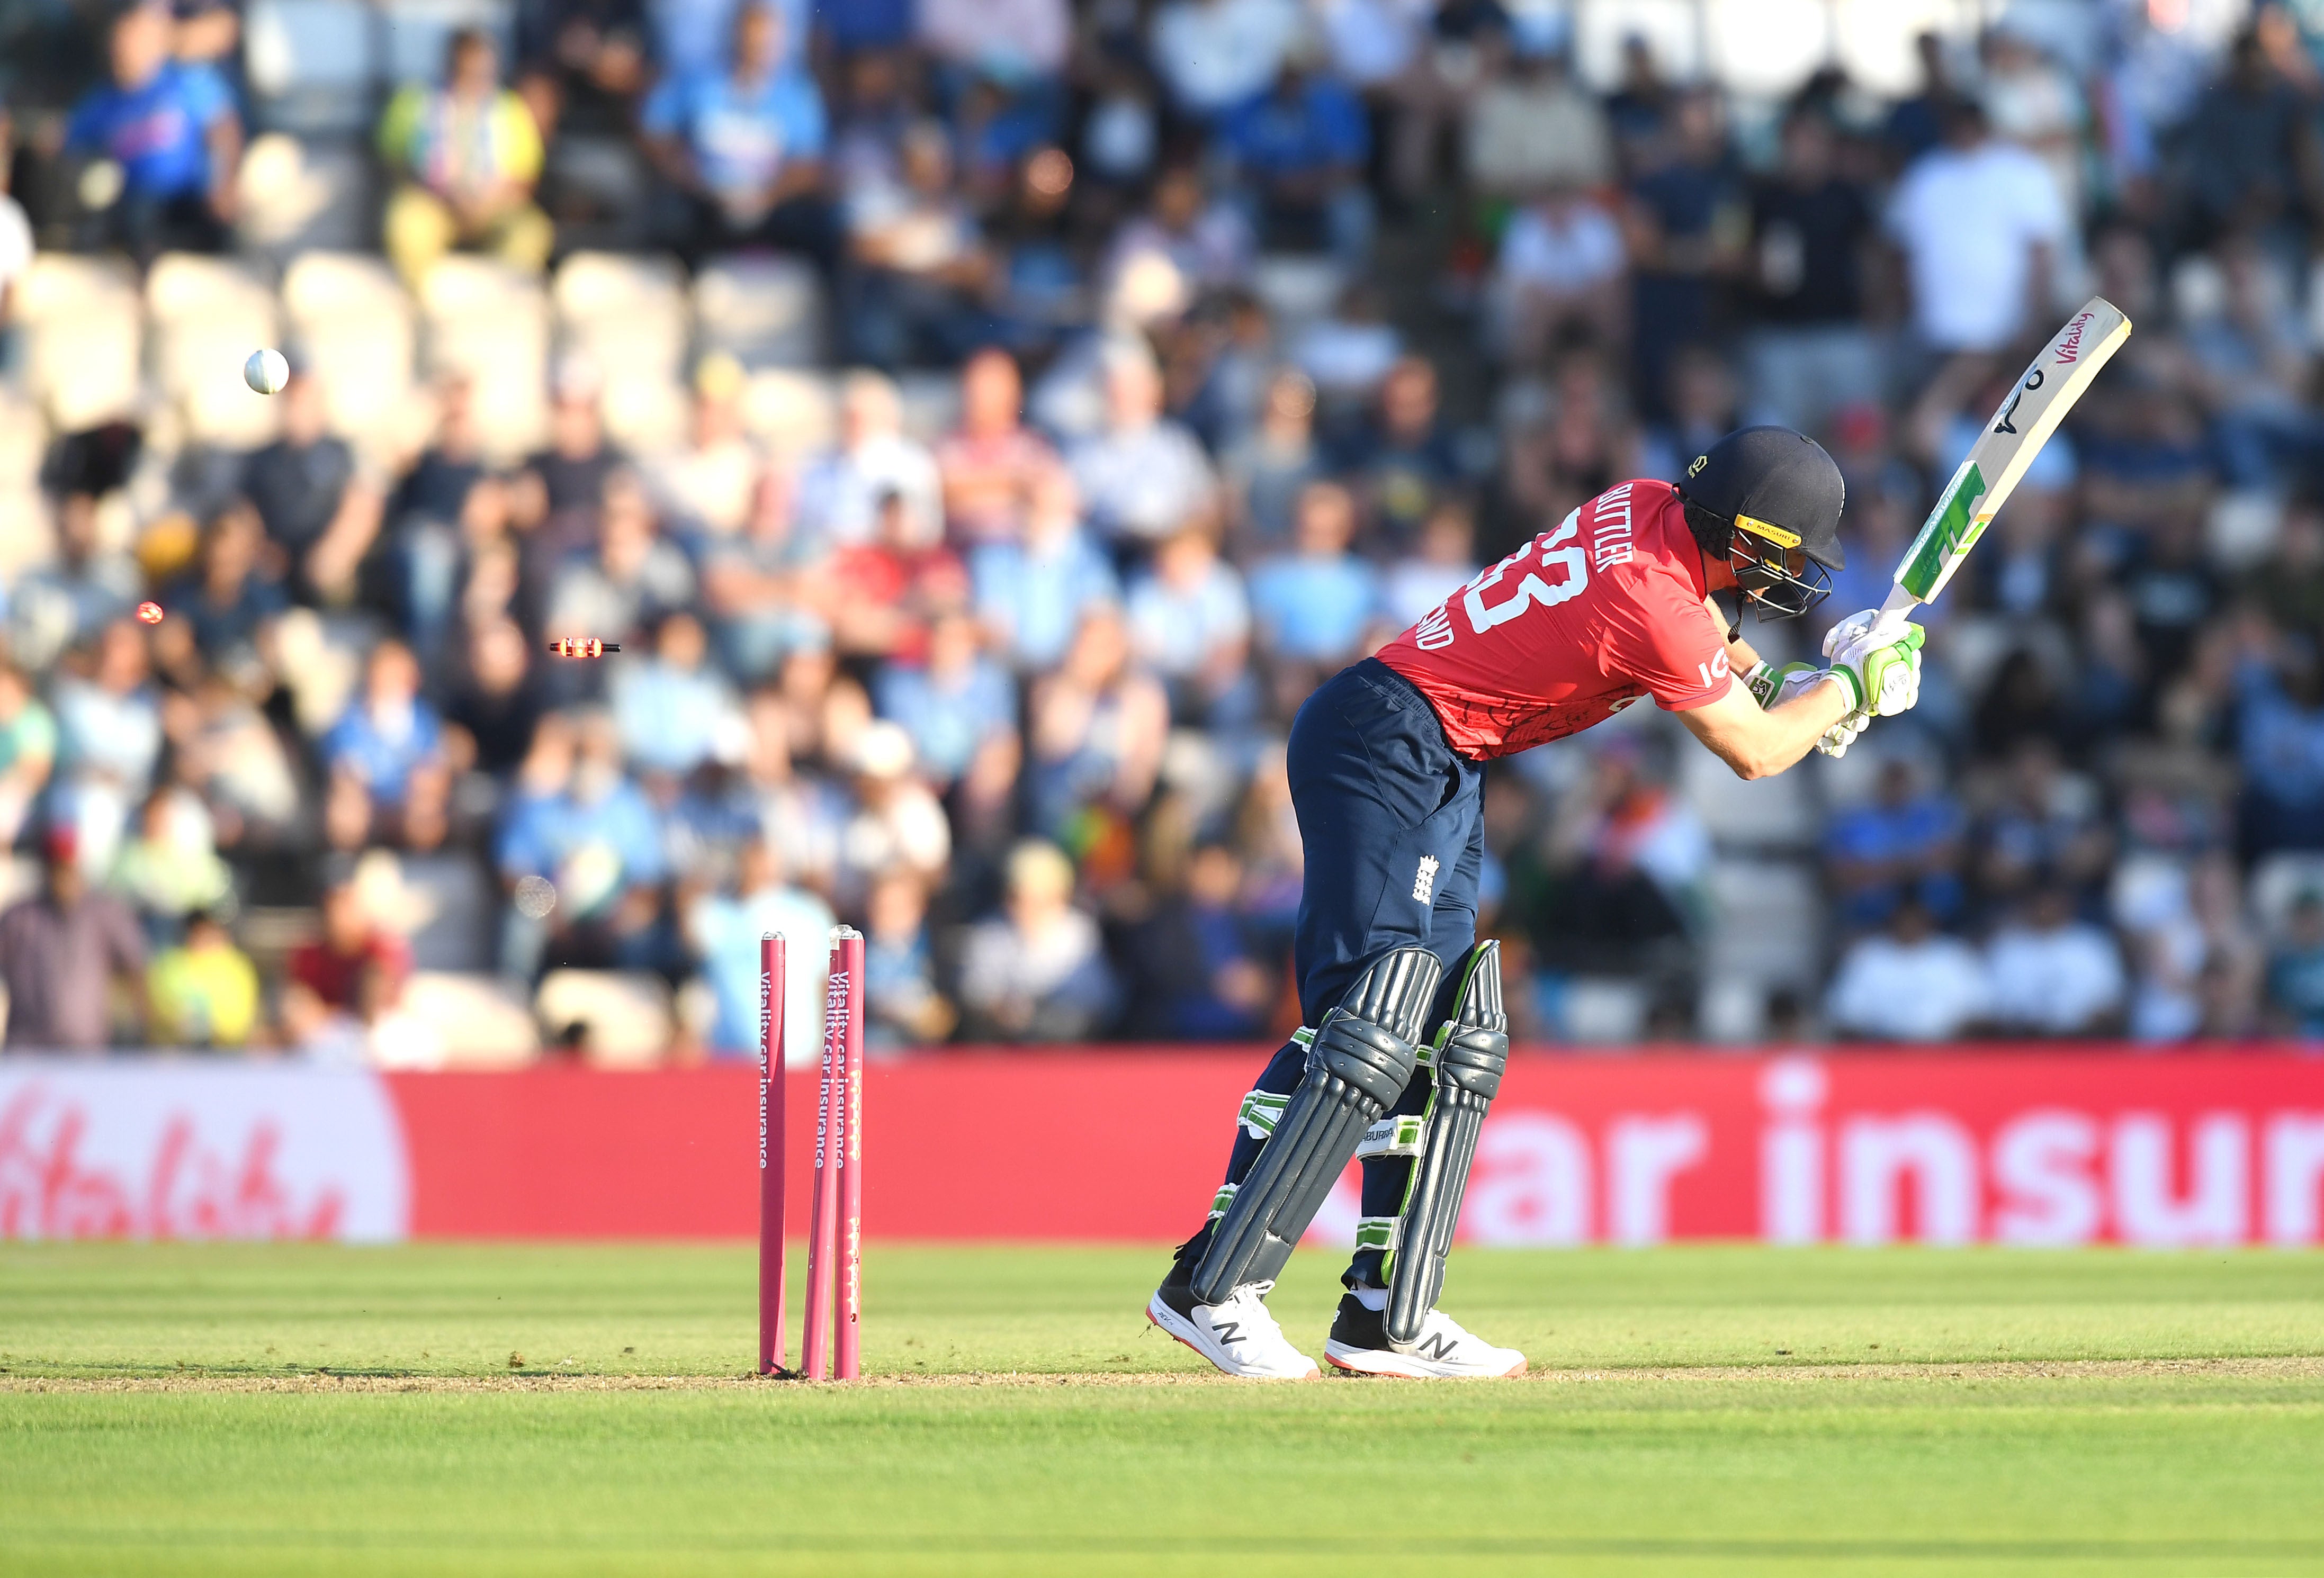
[1147, 427, 1926, 1378]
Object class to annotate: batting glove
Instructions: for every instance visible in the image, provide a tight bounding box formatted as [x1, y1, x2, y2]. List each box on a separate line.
[1825, 621, 1925, 718]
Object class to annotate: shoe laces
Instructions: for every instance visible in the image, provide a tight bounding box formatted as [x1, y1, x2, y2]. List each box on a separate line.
[1220, 1281, 1287, 1336]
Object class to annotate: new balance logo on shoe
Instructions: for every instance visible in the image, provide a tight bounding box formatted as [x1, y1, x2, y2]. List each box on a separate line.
[1412, 854, 1439, 905]
[1415, 1332, 1458, 1362]
[1212, 1322, 1243, 1346]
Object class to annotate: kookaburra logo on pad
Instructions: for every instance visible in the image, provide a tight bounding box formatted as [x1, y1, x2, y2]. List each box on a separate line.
[1412, 855, 1440, 905]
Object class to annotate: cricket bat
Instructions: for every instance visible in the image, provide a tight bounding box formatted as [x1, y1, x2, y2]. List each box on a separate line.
[1871, 297, 2134, 634]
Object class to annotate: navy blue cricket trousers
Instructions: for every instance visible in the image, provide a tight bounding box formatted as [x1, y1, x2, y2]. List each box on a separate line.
[1288, 657, 1485, 1022]
[1178, 659, 1483, 1288]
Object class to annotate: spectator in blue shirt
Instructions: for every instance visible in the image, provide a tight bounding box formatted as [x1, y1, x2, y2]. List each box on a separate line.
[1126, 522, 1253, 728]
[1126, 839, 1273, 1040]
[609, 609, 743, 778]
[1823, 758, 1965, 931]
[2237, 645, 2324, 860]
[651, 0, 811, 82]
[321, 642, 448, 853]
[971, 464, 1118, 672]
[1247, 480, 1380, 669]
[162, 501, 288, 671]
[875, 611, 1016, 789]
[863, 869, 954, 1050]
[685, 836, 833, 1056]
[496, 710, 670, 976]
[641, 0, 838, 268]
[1218, 59, 1371, 263]
[65, 4, 243, 263]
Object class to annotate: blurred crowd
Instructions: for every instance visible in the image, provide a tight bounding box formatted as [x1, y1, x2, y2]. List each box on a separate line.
[0, 0, 2321, 1060]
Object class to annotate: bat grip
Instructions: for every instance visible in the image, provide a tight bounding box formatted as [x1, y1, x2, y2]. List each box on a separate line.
[1868, 583, 1920, 640]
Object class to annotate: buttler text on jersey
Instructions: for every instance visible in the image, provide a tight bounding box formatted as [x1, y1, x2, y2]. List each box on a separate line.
[1412, 485, 1634, 652]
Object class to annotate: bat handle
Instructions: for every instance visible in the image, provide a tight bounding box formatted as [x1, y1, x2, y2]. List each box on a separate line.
[1866, 583, 1921, 641]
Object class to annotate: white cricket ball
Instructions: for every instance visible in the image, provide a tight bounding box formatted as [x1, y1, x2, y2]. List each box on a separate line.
[244, 348, 290, 395]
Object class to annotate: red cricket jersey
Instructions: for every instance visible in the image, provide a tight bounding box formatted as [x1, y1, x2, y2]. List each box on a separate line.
[1375, 480, 1734, 760]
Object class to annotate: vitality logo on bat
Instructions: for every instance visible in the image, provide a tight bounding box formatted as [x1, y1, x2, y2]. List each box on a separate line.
[2052, 306, 2097, 364]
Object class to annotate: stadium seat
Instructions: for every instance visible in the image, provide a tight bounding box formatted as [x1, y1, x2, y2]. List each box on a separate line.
[1250, 255, 1345, 333]
[147, 254, 283, 447]
[392, 850, 499, 972]
[1706, 856, 1824, 990]
[553, 250, 684, 323]
[0, 484, 48, 585]
[1560, 977, 1648, 1044]
[419, 257, 549, 462]
[236, 132, 374, 256]
[269, 607, 368, 736]
[895, 371, 960, 445]
[1680, 736, 1816, 850]
[400, 971, 541, 1067]
[282, 251, 423, 454]
[535, 970, 676, 1067]
[1698, 972, 1770, 1044]
[0, 386, 47, 490]
[0, 480, 45, 579]
[694, 255, 824, 368]
[12, 255, 142, 431]
[0, 854, 36, 910]
[554, 252, 689, 452]
[740, 369, 836, 457]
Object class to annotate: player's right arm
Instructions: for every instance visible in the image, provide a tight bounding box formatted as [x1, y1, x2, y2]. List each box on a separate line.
[1674, 675, 1850, 781]
[1680, 621, 1924, 780]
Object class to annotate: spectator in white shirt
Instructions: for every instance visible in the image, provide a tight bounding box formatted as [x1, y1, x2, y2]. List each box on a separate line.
[1885, 96, 2067, 355]
[1464, 34, 1612, 200]
[1106, 165, 1256, 295]
[643, 354, 762, 537]
[1826, 898, 1992, 1042]
[1067, 342, 1218, 551]
[956, 837, 1116, 1040]
[795, 371, 943, 548]
[1493, 183, 1627, 367]
[1148, 0, 1304, 118]
[1985, 883, 2128, 1036]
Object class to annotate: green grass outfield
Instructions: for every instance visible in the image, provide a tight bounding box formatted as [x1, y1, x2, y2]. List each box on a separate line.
[3, 1244, 2323, 1576]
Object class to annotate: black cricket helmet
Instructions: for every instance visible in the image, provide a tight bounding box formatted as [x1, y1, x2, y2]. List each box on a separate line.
[1675, 426, 1844, 620]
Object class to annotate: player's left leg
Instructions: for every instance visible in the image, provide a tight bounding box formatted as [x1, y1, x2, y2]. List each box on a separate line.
[1326, 814, 1526, 1378]
[1146, 1035, 1320, 1378]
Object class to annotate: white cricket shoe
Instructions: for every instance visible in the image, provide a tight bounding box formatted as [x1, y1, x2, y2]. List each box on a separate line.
[1147, 1277, 1320, 1379]
[1322, 1293, 1527, 1378]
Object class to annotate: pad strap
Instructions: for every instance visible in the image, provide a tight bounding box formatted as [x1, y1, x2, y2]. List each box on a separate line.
[1383, 940, 1510, 1348]
[1356, 1114, 1427, 1158]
